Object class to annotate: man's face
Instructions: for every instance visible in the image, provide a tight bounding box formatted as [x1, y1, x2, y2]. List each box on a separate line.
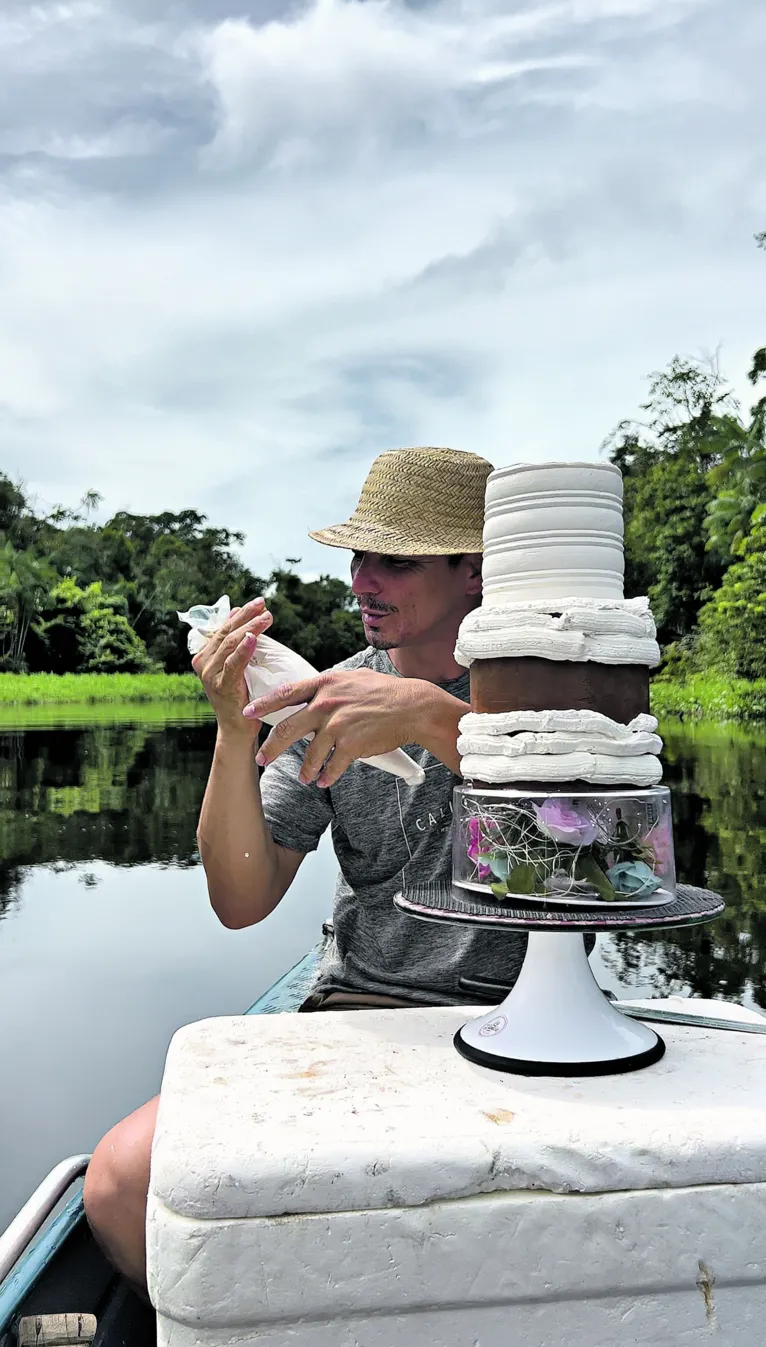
[350, 552, 481, 650]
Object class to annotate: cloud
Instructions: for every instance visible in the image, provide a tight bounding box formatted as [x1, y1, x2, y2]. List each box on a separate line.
[0, 0, 763, 579]
[196, 0, 597, 168]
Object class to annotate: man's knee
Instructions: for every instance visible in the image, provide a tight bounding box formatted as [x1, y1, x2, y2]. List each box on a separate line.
[83, 1096, 159, 1235]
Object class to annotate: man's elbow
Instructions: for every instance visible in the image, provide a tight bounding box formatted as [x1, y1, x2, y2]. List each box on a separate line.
[208, 887, 279, 930]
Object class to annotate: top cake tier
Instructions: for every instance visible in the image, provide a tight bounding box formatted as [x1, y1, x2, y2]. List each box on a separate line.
[482, 462, 624, 605]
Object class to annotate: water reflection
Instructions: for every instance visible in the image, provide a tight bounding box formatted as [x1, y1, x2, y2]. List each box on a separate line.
[600, 723, 766, 1007]
[0, 711, 214, 921]
[0, 708, 334, 1232]
[2, 712, 765, 1006]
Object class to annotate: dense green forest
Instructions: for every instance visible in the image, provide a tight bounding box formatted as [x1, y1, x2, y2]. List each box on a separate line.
[605, 333, 766, 681]
[1, 233, 763, 681]
[0, 490, 365, 676]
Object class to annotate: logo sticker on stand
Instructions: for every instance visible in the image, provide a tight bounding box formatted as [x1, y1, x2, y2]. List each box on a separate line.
[479, 1015, 508, 1038]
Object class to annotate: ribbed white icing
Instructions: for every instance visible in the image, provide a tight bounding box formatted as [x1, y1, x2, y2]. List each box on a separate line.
[459, 751, 663, 786]
[482, 463, 624, 603]
[455, 597, 660, 668]
[457, 711, 662, 786]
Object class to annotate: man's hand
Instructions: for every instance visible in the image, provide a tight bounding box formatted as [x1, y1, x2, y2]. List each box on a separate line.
[246, 668, 428, 787]
[193, 598, 273, 739]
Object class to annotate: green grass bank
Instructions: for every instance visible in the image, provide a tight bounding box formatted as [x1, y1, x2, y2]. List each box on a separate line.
[4, 670, 766, 723]
[0, 672, 205, 706]
[651, 675, 766, 722]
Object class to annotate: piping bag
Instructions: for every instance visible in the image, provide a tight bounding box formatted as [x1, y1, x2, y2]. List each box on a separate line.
[178, 596, 425, 786]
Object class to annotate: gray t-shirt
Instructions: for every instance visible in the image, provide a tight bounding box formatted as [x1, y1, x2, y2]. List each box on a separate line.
[260, 647, 528, 1005]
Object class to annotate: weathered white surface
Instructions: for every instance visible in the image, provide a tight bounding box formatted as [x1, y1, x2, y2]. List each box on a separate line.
[152, 1183, 766, 1346]
[149, 1001, 766, 1346]
[151, 1004, 766, 1220]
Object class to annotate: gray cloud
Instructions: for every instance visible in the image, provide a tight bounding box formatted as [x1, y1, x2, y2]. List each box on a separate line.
[0, 0, 763, 578]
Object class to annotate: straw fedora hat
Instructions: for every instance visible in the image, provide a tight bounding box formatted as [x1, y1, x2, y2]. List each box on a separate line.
[309, 447, 494, 555]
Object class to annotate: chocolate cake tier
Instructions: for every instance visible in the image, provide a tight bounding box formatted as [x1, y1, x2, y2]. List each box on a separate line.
[470, 657, 649, 723]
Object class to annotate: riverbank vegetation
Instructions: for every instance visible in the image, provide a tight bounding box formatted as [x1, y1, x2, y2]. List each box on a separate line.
[0, 492, 364, 676]
[0, 672, 204, 705]
[608, 337, 766, 687]
[650, 675, 766, 723]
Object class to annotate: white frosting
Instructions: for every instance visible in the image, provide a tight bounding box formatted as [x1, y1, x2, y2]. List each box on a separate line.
[462, 596, 655, 635]
[482, 463, 624, 603]
[460, 751, 663, 786]
[455, 597, 661, 668]
[457, 711, 662, 786]
[458, 710, 659, 738]
[457, 730, 663, 759]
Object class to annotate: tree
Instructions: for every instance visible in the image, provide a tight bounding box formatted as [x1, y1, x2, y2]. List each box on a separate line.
[0, 480, 364, 675]
[0, 544, 56, 670]
[266, 568, 364, 669]
[697, 506, 766, 679]
[29, 579, 153, 674]
[705, 348, 766, 559]
[604, 356, 729, 645]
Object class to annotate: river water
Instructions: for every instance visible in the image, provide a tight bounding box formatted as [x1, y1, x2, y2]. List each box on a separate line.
[1, 709, 765, 1231]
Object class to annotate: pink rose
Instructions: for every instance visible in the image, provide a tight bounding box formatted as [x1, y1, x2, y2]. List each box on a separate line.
[532, 798, 598, 847]
[467, 816, 498, 881]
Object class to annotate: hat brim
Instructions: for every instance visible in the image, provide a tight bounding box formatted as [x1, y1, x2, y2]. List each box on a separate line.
[309, 522, 484, 555]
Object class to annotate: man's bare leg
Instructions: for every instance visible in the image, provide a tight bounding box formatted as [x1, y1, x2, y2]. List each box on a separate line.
[83, 1096, 159, 1297]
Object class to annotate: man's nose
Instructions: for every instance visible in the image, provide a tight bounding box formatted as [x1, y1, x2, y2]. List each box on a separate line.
[350, 556, 381, 595]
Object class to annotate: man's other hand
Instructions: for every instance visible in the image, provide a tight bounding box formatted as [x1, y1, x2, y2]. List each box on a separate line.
[245, 668, 425, 787]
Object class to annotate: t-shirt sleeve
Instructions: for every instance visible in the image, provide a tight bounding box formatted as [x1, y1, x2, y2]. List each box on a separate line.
[259, 741, 334, 855]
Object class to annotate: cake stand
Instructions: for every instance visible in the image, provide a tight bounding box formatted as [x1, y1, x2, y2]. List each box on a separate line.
[394, 883, 724, 1077]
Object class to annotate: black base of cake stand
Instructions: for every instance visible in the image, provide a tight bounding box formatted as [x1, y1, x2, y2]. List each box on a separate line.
[394, 883, 724, 1078]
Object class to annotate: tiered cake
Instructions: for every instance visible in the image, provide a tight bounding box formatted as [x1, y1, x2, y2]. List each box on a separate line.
[396, 459, 723, 1075]
[452, 461, 674, 908]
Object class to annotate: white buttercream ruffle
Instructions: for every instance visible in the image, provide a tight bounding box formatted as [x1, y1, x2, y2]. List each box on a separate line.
[459, 752, 663, 787]
[458, 710, 659, 738]
[454, 596, 661, 668]
[457, 729, 663, 759]
[457, 709, 663, 786]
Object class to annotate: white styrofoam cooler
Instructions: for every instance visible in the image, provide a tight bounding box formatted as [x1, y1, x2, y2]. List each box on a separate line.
[148, 1000, 766, 1346]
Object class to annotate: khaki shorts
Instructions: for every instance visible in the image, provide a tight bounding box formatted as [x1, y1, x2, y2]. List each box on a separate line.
[299, 990, 421, 1012]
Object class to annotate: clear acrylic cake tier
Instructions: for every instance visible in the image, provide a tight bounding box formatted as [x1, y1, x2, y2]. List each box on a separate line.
[453, 784, 676, 909]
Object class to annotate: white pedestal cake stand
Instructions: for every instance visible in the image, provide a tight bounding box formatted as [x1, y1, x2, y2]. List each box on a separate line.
[394, 884, 724, 1077]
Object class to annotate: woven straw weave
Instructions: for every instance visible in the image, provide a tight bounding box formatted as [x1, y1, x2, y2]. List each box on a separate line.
[310, 446, 494, 554]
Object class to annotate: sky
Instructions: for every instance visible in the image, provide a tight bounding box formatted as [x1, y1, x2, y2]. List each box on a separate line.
[1, 0, 764, 581]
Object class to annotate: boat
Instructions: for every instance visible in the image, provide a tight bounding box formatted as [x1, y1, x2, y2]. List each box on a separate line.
[4, 922, 766, 1347]
[0, 932, 332, 1347]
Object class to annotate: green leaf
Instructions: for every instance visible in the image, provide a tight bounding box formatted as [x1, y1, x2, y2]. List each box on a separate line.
[490, 882, 509, 899]
[505, 862, 535, 896]
[489, 854, 510, 880]
[575, 855, 618, 902]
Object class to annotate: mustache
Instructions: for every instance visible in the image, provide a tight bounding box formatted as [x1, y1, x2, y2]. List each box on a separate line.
[358, 598, 397, 614]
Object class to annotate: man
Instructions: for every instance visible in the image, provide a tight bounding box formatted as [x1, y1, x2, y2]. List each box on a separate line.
[83, 445, 528, 1292]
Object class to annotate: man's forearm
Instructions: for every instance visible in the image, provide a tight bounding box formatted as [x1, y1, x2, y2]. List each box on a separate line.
[197, 731, 294, 928]
[414, 683, 465, 774]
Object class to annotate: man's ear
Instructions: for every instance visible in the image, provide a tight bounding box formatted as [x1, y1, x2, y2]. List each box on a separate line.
[465, 553, 482, 597]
